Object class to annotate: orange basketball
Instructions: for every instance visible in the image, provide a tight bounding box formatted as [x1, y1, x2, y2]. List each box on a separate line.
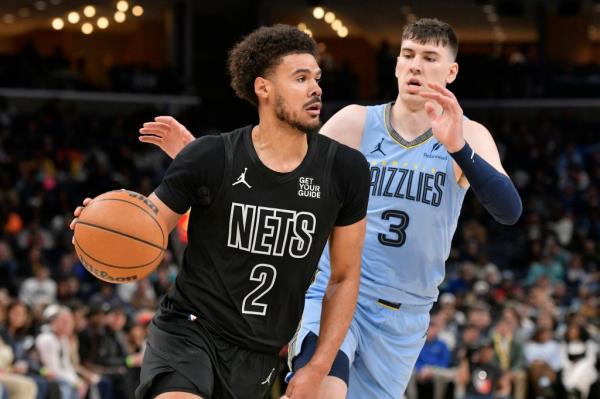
[73, 189, 168, 284]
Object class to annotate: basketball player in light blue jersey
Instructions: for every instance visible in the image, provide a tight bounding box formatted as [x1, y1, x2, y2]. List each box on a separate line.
[139, 18, 522, 399]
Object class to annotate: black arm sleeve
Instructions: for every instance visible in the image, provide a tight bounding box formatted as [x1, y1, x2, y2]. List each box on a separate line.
[450, 142, 522, 225]
[332, 145, 371, 226]
[154, 135, 225, 214]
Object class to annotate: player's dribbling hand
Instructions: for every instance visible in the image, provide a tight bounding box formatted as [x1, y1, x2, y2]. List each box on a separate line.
[70, 197, 92, 243]
[419, 82, 465, 153]
[138, 116, 195, 160]
[283, 365, 325, 399]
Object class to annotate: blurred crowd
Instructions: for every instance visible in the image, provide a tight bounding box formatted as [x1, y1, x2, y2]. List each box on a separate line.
[0, 95, 598, 399]
[3, 41, 600, 100]
[0, 43, 183, 94]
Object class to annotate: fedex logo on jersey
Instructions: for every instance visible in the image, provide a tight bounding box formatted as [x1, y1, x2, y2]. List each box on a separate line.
[227, 203, 316, 258]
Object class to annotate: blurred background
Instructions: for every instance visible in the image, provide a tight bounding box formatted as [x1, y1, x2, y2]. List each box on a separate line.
[0, 0, 598, 398]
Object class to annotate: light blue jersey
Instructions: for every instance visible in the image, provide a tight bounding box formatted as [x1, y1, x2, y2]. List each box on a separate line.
[311, 102, 467, 304]
[291, 103, 468, 399]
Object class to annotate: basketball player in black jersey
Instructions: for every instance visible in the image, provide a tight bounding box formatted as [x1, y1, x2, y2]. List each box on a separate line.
[70, 25, 370, 399]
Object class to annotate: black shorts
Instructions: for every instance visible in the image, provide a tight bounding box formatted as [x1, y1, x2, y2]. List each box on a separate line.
[135, 305, 280, 399]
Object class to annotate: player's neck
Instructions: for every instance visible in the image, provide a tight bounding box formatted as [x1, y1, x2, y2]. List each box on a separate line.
[390, 100, 437, 141]
[251, 122, 309, 173]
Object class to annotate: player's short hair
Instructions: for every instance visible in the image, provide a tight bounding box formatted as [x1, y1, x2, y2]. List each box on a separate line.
[228, 24, 318, 107]
[402, 18, 459, 60]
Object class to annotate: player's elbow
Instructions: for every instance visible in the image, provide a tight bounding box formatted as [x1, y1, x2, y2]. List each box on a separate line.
[492, 194, 522, 226]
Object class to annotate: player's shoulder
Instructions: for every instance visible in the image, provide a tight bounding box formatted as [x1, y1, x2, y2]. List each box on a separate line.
[318, 134, 368, 169]
[327, 104, 368, 129]
[175, 132, 225, 162]
[335, 103, 368, 118]
[320, 104, 368, 147]
[462, 118, 493, 140]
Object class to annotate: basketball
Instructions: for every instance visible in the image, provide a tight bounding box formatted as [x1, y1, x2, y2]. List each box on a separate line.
[73, 190, 168, 284]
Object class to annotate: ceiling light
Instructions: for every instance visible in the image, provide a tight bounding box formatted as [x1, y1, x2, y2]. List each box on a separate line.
[114, 11, 126, 23]
[305, 29, 312, 37]
[52, 17, 64, 30]
[82, 22, 93, 34]
[297, 22, 307, 30]
[337, 26, 348, 38]
[67, 11, 80, 24]
[97, 17, 109, 29]
[2, 14, 15, 24]
[132, 5, 144, 16]
[313, 7, 325, 19]
[483, 4, 495, 14]
[117, 1, 129, 12]
[324, 11, 335, 24]
[331, 19, 342, 31]
[84, 6, 96, 18]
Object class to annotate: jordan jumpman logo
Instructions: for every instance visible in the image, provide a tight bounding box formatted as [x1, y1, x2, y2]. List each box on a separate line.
[232, 167, 252, 188]
[370, 138, 386, 156]
[261, 368, 276, 385]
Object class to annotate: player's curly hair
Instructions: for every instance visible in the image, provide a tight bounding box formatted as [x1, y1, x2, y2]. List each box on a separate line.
[228, 24, 318, 107]
[402, 18, 459, 60]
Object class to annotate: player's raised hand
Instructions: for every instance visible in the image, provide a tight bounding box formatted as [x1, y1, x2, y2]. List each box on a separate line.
[419, 82, 465, 153]
[283, 366, 324, 399]
[138, 116, 195, 159]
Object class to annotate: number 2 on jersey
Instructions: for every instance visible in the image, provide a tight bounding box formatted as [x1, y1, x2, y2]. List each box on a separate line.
[242, 264, 277, 316]
[378, 210, 410, 247]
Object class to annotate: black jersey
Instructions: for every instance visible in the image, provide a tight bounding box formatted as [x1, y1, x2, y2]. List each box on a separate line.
[154, 125, 370, 353]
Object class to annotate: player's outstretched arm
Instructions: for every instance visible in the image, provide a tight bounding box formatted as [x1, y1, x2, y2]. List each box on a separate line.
[139, 116, 195, 159]
[284, 218, 365, 399]
[420, 82, 522, 225]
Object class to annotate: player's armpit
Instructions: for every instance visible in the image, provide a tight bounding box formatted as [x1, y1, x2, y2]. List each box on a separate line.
[320, 105, 367, 150]
[148, 192, 185, 233]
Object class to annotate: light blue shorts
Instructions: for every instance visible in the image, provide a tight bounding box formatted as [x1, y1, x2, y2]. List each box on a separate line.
[289, 292, 432, 399]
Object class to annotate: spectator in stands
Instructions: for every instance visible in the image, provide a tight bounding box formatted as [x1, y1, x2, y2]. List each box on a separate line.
[19, 265, 57, 308]
[527, 252, 565, 286]
[0, 300, 49, 399]
[79, 304, 138, 399]
[0, 241, 18, 296]
[35, 305, 86, 399]
[524, 326, 562, 398]
[457, 338, 511, 399]
[491, 316, 527, 399]
[560, 322, 598, 399]
[0, 335, 37, 399]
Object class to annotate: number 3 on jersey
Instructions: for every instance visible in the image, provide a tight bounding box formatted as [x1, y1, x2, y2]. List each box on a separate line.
[378, 210, 410, 247]
[242, 264, 277, 316]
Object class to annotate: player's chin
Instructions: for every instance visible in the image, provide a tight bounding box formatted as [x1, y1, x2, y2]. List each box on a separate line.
[304, 118, 322, 134]
[402, 91, 427, 103]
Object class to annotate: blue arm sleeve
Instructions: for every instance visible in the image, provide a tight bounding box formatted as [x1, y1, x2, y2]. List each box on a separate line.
[450, 142, 522, 225]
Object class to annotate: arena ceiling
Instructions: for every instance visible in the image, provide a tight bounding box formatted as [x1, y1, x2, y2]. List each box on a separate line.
[0, 0, 598, 43]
